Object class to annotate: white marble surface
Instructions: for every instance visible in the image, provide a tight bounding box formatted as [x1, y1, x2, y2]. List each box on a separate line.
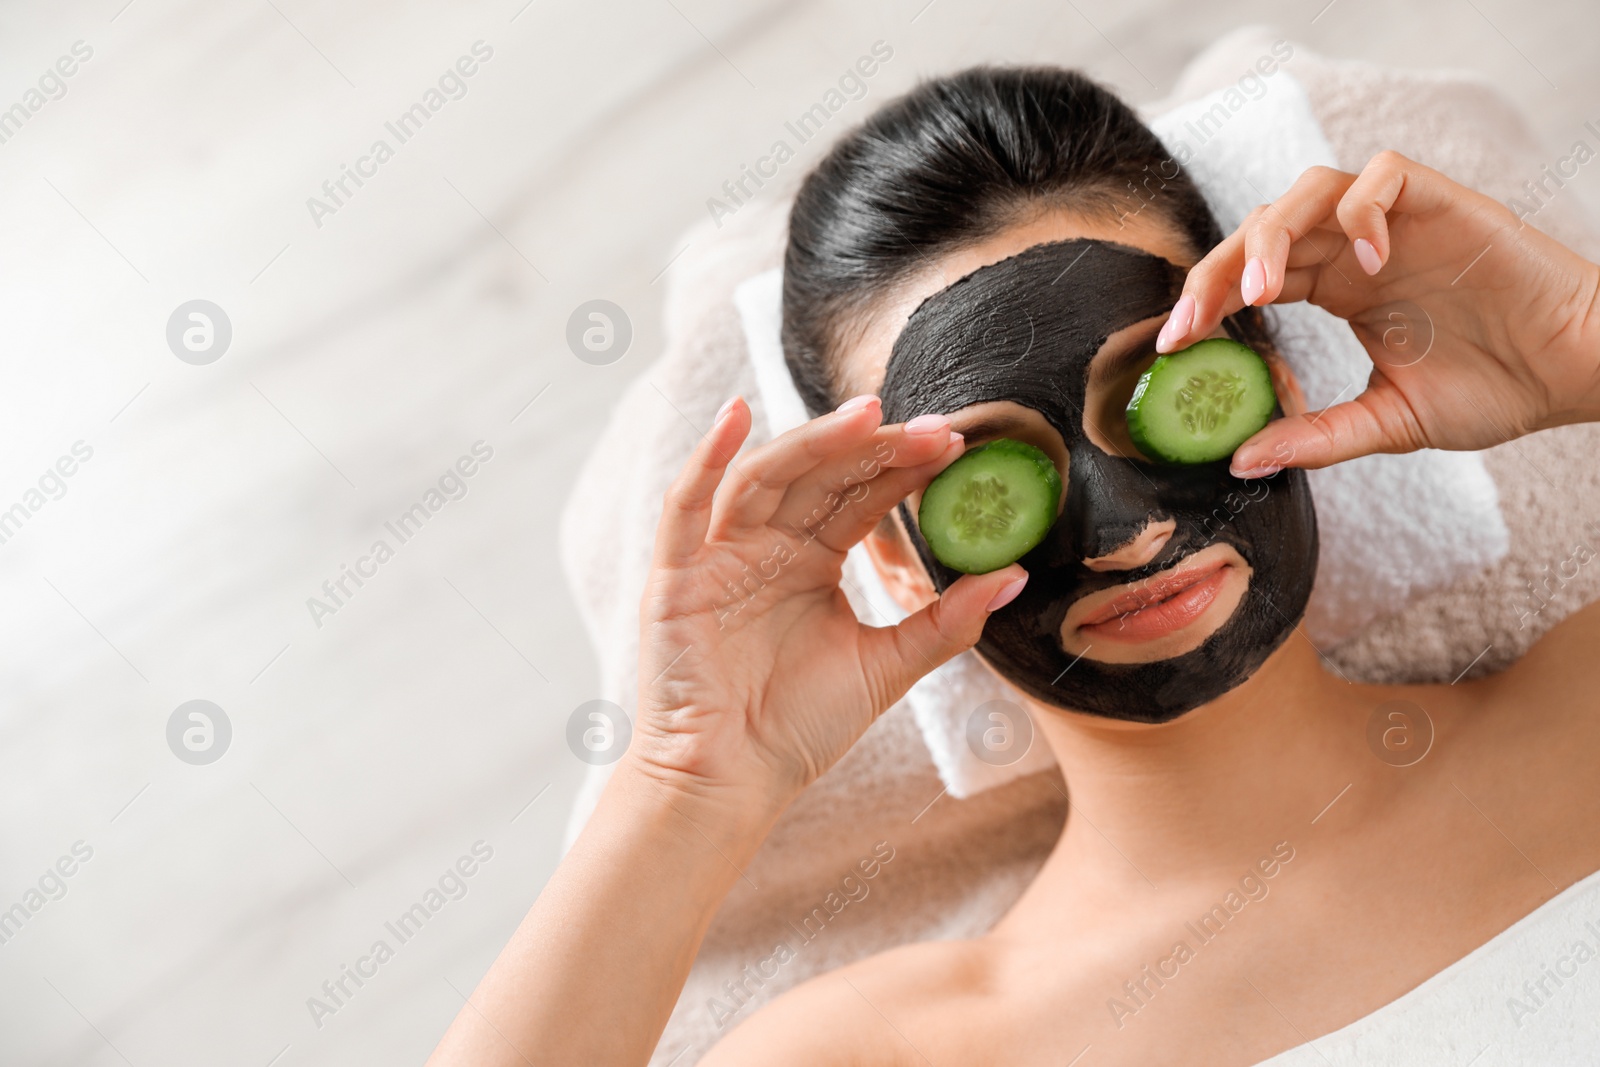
[0, 1, 1594, 1064]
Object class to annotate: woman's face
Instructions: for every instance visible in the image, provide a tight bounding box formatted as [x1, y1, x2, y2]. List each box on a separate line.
[850, 208, 1319, 723]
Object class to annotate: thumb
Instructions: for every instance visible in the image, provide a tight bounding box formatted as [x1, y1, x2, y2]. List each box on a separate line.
[1228, 396, 1406, 476]
[861, 565, 1028, 712]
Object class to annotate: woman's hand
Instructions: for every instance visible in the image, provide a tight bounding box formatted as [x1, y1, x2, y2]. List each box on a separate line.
[1155, 151, 1600, 475]
[629, 394, 1027, 829]
[431, 396, 1026, 1067]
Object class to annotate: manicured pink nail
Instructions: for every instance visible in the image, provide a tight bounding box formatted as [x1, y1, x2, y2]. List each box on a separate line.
[905, 413, 950, 435]
[1240, 257, 1267, 306]
[715, 396, 739, 424]
[837, 393, 880, 414]
[1230, 453, 1280, 479]
[1155, 294, 1195, 353]
[1353, 237, 1382, 276]
[948, 431, 965, 446]
[986, 574, 1028, 612]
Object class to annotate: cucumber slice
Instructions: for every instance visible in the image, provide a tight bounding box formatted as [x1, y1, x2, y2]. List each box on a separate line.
[918, 438, 1061, 574]
[1125, 339, 1277, 464]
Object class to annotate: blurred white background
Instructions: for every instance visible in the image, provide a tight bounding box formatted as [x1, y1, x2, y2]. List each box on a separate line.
[0, 1, 1595, 1063]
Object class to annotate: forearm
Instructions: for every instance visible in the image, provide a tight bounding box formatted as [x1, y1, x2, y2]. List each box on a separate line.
[427, 760, 778, 1067]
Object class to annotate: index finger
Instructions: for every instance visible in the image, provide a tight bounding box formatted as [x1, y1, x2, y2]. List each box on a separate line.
[1156, 165, 1358, 353]
[652, 396, 752, 566]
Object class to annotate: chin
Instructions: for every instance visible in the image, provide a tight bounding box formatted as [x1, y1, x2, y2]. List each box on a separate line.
[969, 532, 1315, 725]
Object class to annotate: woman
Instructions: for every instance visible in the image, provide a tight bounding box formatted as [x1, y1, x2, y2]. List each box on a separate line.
[429, 69, 1600, 1065]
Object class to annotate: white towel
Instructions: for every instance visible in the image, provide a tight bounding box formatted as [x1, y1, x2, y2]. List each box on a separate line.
[734, 72, 1510, 799]
[1256, 867, 1600, 1065]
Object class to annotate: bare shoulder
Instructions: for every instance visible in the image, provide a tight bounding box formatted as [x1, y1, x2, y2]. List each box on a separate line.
[698, 935, 1000, 1067]
[1441, 600, 1600, 773]
[1479, 597, 1600, 723]
[1439, 598, 1600, 875]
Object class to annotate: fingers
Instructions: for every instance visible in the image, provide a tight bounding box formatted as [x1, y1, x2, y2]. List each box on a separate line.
[1160, 166, 1359, 352]
[652, 396, 752, 566]
[1274, 264, 1321, 305]
[710, 394, 887, 532]
[1242, 167, 1359, 303]
[1334, 151, 1490, 275]
[717, 407, 960, 536]
[1229, 382, 1426, 475]
[859, 565, 1029, 713]
[774, 430, 967, 553]
[1158, 152, 1484, 353]
[1227, 404, 1382, 475]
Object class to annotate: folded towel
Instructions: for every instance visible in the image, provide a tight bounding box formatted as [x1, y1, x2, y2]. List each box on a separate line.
[558, 29, 1600, 1065]
[734, 69, 1510, 798]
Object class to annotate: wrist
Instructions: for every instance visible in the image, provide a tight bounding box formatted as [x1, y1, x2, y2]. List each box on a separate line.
[606, 754, 788, 867]
[1579, 260, 1600, 423]
[1533, 255, 1600, 431]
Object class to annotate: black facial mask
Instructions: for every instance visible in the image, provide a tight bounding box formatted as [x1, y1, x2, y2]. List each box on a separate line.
[882, 240, 1318, 723]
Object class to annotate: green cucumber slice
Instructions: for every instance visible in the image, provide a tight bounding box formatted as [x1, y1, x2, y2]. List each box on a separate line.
[1125, 339, 1277, 464]
[917, 438, 1061, 574]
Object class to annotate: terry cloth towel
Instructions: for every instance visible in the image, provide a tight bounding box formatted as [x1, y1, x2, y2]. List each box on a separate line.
[557, 28, 1600, 1066]
[733, 68, 1512, 799]
[1256, 867, 1600, 1065]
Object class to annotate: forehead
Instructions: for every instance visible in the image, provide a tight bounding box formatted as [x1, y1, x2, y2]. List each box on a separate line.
[843, 206, 1195, 396]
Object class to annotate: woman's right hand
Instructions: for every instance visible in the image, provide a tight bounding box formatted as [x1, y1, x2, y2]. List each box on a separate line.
[430, 396, 1027, 1067]
[626, 395, 1028, 831]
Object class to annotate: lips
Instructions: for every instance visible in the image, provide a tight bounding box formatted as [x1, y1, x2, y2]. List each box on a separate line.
[1075, 554, 1233, 641]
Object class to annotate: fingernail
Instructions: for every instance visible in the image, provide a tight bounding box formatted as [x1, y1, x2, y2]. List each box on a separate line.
[1155, 294, 1195, 353]
[905, 413, 950, 435]
[1353, 237, 1382, 276]
[1230, 454, 1281, 479]
[1240, 257, 1266, 306]
[948, 431, 965, 446]
[986, 574, 1028, 612]
[715, 396, 739, 424]
[837, 393, 880, 414]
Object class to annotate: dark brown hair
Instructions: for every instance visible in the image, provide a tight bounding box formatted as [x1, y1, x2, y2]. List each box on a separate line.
[781, 65, 1267, 415]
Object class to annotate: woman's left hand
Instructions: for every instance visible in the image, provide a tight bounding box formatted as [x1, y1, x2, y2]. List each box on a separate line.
[1156, 151, 1600, 475]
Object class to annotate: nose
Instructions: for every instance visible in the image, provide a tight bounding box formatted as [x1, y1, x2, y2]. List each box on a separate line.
[1082, 518, 1175, 571]
[1062, 440, 1196, 569]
